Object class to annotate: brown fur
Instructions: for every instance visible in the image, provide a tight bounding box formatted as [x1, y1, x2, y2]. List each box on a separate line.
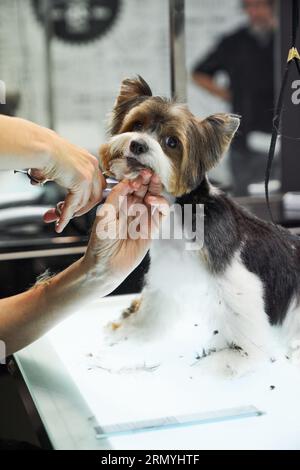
[122, 298, 142, 319]
[100, 76, 240, 196]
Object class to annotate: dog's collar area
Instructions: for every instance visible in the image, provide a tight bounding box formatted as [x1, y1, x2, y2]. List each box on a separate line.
[176, 177, 211, 204]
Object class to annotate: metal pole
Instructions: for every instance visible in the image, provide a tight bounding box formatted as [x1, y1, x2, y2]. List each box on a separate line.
[43, 0, 55, 129]
[169, 0, 187, 101]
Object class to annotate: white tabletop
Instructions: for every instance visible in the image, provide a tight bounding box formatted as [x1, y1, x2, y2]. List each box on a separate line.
[14, 294, 300, 450]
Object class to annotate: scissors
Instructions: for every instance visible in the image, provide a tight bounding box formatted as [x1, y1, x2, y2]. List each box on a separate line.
[14, 169, 157, 221]
[14, 169, 44, 185]
[14, 168, 119, 219]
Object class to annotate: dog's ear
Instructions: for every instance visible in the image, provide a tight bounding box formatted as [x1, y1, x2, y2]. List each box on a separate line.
[198, 113, 240, 172]
[180, 113, 240, 193]
[109, 76, 152, 135]
[115, 76, 152, 107]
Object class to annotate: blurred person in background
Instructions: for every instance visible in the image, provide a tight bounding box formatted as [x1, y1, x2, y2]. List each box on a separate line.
[192, 0, 277, 196]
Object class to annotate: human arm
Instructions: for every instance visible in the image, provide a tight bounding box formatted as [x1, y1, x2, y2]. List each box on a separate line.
[0, 172, 168, 355]
[0, 115, 105, 232]
[192, 72, 231, 101]
[191, 39, 231, 102]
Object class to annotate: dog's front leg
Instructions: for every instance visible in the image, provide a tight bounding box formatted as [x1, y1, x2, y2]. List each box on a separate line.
[105, 288, 180, 343]
[107, 297, 142, 333]
[193, 263, 280, 378]
[96, 289, 179, 372]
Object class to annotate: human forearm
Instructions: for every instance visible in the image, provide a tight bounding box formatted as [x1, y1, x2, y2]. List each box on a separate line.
[0, 114, 104, 232]
[0, 257, 117, 355]
[192, 72, 231, 101]
[0, 175, 167, 356]
[0, 115, 53, 170]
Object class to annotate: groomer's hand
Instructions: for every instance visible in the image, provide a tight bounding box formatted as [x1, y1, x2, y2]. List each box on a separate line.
[0, 116, 105, 233]
[82, 171, 169, 287]
[32, 131, 105, 233]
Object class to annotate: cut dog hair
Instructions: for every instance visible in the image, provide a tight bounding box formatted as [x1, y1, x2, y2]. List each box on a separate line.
[99, 76, 300, 375]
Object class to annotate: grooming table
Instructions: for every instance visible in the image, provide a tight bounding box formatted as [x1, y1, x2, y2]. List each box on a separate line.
[12, 295, 300, 450]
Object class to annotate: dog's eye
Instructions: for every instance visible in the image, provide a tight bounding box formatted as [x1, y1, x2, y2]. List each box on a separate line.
[165, 136, 179, 149]
[131, 121, 143, 131]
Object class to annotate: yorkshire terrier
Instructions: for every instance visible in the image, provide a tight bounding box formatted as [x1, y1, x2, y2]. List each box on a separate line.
[98, 76, 300, 376]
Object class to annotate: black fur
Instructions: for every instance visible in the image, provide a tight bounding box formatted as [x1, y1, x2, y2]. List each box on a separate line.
[177, 178, 300, 325]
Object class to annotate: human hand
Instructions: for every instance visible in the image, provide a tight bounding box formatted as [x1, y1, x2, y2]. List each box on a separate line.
[82, 171, 169, 289]
[32, 131, 105, 233]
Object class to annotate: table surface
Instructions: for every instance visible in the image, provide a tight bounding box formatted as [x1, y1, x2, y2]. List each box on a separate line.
[14, 294, 300, 450]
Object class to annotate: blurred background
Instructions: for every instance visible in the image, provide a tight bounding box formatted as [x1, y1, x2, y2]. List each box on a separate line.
[0, 0, 299, 299]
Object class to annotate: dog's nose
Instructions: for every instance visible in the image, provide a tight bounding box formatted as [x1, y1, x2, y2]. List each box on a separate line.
[130, 139, 148, 155]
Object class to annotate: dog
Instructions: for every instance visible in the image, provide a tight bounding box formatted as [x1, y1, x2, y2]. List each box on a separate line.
[99, 76, 300, 376]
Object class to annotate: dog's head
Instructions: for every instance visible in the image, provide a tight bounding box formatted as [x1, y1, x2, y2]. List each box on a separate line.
[100, 76, 239, 196]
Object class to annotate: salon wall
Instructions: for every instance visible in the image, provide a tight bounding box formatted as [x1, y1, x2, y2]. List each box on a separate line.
[186, 0, 245, 117]
[0, 0, 244, 152]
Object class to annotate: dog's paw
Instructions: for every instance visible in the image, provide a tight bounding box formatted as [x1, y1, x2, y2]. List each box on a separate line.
[121, 298, 142, 320]
[104, 298, 142, 341]
[104, 319, 142, 345]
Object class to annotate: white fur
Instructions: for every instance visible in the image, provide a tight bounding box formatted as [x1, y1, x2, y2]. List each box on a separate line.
[275, 300, 300, 364]
[101, 119, 299, 377]
[102, 209, 283, 377]
[108, 132, 174, 189]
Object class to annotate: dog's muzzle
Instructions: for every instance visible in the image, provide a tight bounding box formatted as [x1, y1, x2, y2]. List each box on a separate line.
[129, 139, 149, 156]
